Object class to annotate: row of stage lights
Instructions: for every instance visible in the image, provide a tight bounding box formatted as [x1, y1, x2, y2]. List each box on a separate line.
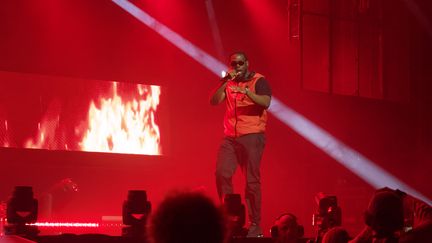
[2, 186, 342, 240]
[2, 187, 251, 239]
[1, 186, 152, 238]
[1, 186, 252, 239]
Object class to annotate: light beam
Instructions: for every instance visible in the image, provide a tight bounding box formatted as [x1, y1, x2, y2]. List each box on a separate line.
[113, 0, 431, 205]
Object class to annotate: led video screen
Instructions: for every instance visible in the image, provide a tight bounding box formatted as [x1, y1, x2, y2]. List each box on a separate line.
[0, 71, 166, 155]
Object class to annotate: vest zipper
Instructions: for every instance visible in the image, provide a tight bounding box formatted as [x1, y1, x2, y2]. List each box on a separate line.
[234, 91, 238, 137]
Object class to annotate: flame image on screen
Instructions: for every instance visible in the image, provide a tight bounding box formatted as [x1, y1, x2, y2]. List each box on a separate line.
[0, 71, 164, 155]
[79, 82, 161, 155]
[1, 120, 9, 147]
[24, 99, 63, 150]
[1, 71, 164, 155]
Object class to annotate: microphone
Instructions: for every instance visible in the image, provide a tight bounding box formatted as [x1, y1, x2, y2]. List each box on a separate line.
[227, 71, 240, 80]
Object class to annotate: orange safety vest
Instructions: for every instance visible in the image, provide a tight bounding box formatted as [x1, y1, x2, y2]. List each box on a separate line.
[224, 73, 268, 137]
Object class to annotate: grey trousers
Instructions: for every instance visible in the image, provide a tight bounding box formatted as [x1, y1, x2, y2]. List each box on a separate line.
[215, 133, 266, 225]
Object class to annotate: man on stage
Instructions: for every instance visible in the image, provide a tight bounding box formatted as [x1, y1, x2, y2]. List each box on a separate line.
[210, 51, 272, 237]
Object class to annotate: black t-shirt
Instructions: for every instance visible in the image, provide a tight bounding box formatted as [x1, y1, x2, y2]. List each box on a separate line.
[255, 77, 272, 96]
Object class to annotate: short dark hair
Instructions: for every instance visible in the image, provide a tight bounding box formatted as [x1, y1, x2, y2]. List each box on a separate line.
[149, 191, 226, 243]
[229, 51, 248, 61]
[364, 189, 404, 237]
[322, 227, 350, 243]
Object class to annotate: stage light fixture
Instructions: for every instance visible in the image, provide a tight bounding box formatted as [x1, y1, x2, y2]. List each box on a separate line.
[312, 192, 342, 240]
[122, 190, 151, 238]
[5, 186, 39, 237]
[223, 194, 247, 237]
